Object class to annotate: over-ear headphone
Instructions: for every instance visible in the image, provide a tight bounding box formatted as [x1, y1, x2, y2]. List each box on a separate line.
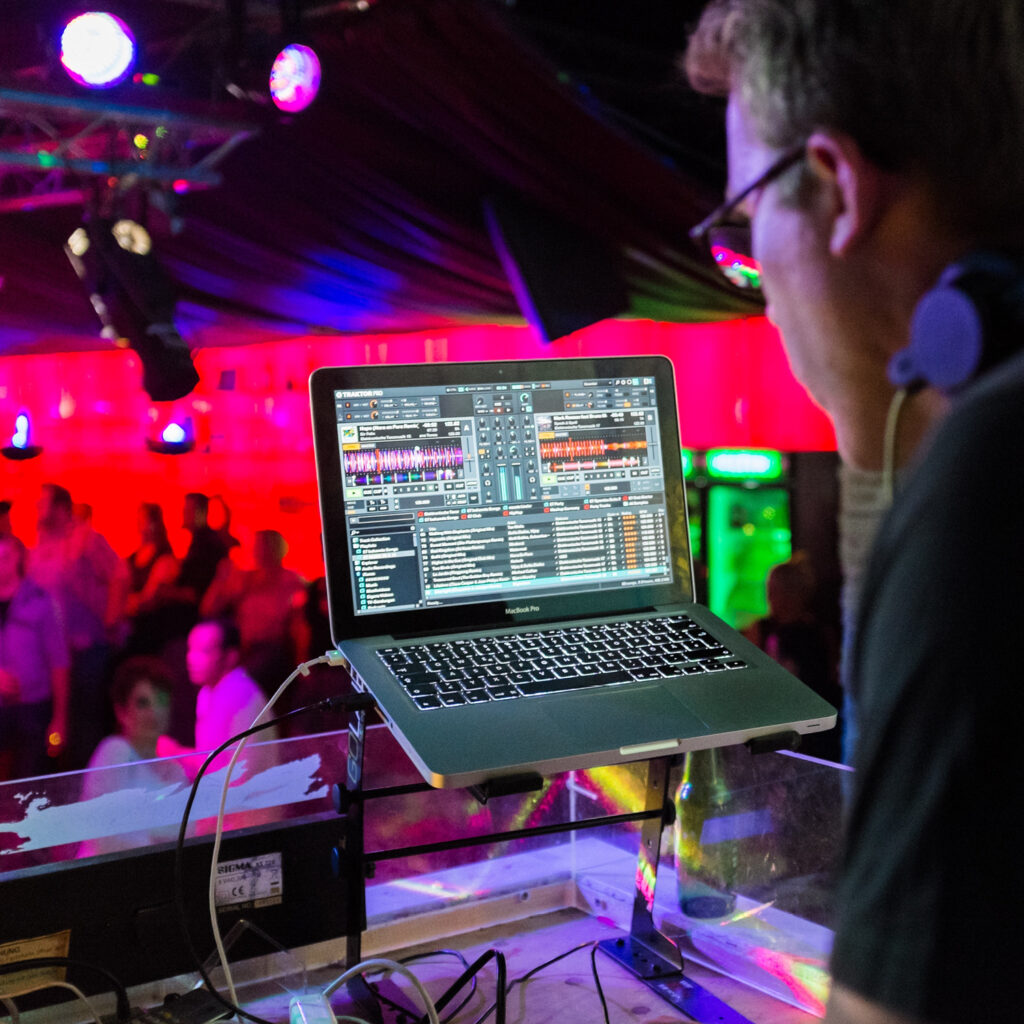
[887, 250, 1024, 394]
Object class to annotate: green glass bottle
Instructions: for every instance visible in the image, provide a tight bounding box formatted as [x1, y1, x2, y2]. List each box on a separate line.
[673, 747, 739, 919]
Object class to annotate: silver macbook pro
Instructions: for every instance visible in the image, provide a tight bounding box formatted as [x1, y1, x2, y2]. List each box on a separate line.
[310, 355, 835, 787]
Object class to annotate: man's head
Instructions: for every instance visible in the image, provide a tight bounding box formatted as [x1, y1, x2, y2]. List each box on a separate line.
[766, 556, 815, 625]
[186, 619, 241, 688]
[182, 492, 209, 532]
[253, 529, 287, 570]
[684, 0, 1024, 461]
[37, 483, 73, 534]
[685, 0, 1024, 241]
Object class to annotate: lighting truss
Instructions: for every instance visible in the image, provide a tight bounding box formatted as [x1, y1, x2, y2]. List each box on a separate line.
[0, 85, 260, 213]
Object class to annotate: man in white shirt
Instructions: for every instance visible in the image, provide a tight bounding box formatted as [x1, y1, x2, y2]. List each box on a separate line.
[186, 618, 278, 755]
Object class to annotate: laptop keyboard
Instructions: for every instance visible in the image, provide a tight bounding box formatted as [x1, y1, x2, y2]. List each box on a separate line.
[378, 615, 748, 710]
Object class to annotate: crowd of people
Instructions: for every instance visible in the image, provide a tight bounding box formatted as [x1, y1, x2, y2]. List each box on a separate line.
[0, 484, 337, 784]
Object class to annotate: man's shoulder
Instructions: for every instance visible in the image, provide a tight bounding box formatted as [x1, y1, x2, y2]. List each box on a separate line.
[216, 665, 265, 700]
[896, 352, 1024, 515]
[947, 345, 1024, 431]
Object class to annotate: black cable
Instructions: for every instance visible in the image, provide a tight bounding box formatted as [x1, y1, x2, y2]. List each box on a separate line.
[173, 691, 376, 1024]
[507, 939, 594, 987]
[414, 949, 492, 1023]
[495, 951, 507, 1024]
[398, 950, 477, 1024]
[468, 940, 610, 1024]
[589, 944, 611, 1024]
[0, 957, 131, 1023]
[414, 948, 507, 1024]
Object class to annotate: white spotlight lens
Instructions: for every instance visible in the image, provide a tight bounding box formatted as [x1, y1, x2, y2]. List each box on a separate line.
[67, 227, 90, 257]
[112, 219, 152, 255]
[161, 422, 187, 444]
[12, 413, 31, 449]
[61, 12, 136, 88]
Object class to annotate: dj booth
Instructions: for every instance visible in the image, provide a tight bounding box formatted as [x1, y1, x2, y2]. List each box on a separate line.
[0, 718, 845, 1023]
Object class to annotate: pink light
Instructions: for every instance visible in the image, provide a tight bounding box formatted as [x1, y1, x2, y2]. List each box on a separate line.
[269, 44, 321, 113]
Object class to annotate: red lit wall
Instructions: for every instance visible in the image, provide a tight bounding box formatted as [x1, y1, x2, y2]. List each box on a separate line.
[0, 318, 833, 578]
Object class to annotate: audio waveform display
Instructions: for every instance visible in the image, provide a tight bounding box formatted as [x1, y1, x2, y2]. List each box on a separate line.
[547, 457, 643, 472]
[344, 444, 465, 477]
[539, 438, 648, 459]
[352, 469, 460, 485]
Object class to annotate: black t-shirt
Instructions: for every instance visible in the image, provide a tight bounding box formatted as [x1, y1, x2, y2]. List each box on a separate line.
[176, 526, 229, 599]
[829, 351, 1024, 1021]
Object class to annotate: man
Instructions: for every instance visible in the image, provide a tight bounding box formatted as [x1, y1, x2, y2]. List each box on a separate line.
[186, 618, 278, 755]
[151, 494, 233, 745]
[176, 493, 231, 606]
[684, 3, 1023, 1022]
[200, 529, 306, 690]
[0, 534, 70, 779]
[27, 483, 122, 767]
[155, 493, 231, 615]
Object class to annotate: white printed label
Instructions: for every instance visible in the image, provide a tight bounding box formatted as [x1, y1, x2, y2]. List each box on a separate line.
[0, 930, 71, 997]
[214, 852, 283, 911]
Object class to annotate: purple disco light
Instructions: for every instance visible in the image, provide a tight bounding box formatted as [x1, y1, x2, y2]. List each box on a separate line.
[269, 44, 321, 113]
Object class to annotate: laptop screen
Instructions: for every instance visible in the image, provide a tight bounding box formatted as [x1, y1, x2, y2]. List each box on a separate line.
[311, 356, 694, 640]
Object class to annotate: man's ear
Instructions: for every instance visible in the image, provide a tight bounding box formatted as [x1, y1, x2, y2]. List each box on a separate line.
[805, 131, 885, 257]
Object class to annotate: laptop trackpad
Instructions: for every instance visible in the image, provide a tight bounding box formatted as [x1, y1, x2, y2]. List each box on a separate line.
[541, 684, 709, 752]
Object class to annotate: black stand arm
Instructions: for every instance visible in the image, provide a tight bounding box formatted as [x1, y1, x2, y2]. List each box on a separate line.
[597, 756, 756, 1024]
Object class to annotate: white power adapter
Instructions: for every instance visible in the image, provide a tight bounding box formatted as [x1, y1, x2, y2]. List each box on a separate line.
[288, 992, 337, 1024]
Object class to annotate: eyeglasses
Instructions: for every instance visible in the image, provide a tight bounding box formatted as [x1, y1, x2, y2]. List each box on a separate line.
[689, 144, 805, 291]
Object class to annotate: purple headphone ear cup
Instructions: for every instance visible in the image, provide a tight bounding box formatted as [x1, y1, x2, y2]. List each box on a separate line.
[889, 286, 985, 391]
[888, 252, 1023, 393]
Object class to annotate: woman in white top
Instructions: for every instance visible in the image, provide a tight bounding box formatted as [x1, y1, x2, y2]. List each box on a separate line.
[78, 657, 189, 857]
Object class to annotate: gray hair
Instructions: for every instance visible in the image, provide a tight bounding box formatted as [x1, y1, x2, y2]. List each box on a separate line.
[684, 0, 1024, 240]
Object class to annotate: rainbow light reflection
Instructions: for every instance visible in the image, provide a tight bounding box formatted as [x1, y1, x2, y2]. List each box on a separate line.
[750, 947, 830, 1017]
[711, 244, 762, 290]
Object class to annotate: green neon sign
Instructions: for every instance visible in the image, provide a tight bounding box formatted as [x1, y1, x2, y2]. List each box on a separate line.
[705, 448, 783, 480]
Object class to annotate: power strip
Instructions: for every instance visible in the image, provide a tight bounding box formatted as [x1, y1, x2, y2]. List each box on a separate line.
[289, 992, 337, 1024]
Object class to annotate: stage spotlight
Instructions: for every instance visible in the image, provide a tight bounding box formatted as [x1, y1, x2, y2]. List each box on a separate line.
[2, 410, 43, 460]
[60, 12, 137, 89]
[269, 43, 321, 112]
[146, 416, 195, 455]
[65, 220, 200, 403]
[111, 218, 152, 256]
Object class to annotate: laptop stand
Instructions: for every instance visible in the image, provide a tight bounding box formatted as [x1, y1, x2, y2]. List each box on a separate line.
[596, 756, 754, 1024]
[332, 703, 756, 1023]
